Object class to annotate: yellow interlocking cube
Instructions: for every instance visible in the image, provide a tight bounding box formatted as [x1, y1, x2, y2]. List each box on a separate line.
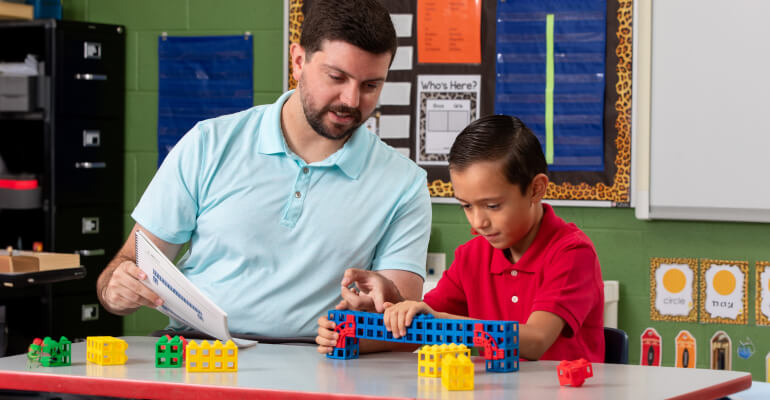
[86, 336, 127, 365]
[186, 340, 238, 372]
[417, 343, 470, 378]
[441, 354, 474, 391]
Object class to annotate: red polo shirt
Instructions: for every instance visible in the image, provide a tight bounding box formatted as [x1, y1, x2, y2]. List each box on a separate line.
[423, 204, 604, 362]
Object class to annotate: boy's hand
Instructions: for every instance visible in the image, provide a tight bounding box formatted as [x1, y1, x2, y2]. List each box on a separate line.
[315, 315, 339, 355]
[383, 300, 436, 338]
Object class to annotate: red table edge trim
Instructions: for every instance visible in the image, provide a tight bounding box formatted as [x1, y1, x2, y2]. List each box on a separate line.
[666, 373, 752, 400]
[0, 371, 414, 400]
[0, 179, 38, 190]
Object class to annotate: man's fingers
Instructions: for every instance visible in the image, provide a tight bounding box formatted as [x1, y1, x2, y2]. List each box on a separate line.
[335, 300, 349, 310]
[317, 316, 336, 330]
[372, 290, 386, 313]
[111, 262, 162, 308]
[341, 268, 367, 287]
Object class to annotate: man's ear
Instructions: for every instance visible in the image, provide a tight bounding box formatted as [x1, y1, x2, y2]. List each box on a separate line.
[290, 43, 306, 82]
[529, 173, 549, 202]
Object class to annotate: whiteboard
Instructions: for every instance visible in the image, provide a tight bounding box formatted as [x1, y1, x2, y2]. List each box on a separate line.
[649, 0, 770, 222]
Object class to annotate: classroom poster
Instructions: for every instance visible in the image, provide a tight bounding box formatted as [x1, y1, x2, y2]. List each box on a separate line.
[700, 260, 749, 324]
[650, 258, 698, 322]
[674, 330, 696, 368]
[710, 331, 732, 370]
[640, 328, 662, 367]
[756, 261, 770, 326]
[415, 75, 480, 165]
[416, 0, 481, 64]
[737, 337, 755, 360]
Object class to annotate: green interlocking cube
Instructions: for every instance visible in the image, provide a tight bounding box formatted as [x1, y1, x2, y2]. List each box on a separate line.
[155, 335, 186, 368]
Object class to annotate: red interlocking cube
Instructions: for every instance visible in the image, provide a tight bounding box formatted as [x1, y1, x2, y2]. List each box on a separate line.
[557, 358, 593, 387]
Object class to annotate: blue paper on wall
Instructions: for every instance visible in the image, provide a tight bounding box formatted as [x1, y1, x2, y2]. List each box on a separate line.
[494, 0, 606, 171]
[157, 36, 253, 166]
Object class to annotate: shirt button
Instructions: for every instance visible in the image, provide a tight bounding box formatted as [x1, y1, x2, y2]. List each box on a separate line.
[510, 270, 517, 277]
[302, 167, 309, 174]
[511, 296, 518, 303]
[295, 191, 301, 198]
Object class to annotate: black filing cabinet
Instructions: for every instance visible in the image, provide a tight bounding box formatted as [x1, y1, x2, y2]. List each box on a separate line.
[0, 19, 124, 355]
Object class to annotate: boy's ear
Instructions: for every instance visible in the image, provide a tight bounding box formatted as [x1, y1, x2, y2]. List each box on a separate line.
[529, 173, 549, 202]
[290, 43, 306, 82]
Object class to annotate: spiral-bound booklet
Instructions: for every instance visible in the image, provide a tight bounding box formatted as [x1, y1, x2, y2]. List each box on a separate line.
[135, 230, 255, 347]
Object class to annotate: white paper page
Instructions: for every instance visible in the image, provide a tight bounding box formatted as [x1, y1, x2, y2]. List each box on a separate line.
[390, 14, 413, 38]
[135, 230, 256, 348]
[379, 115, 410, 139]
[390, 46, 413, 71]
[415, 75, 481, 165]
[379, 82, 411, 106]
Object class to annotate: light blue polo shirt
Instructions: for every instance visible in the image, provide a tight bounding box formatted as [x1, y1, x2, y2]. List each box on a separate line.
[132, 90, 431, 337]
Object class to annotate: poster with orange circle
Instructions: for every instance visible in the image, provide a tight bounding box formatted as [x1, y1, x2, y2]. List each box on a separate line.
[650, 258, 698, 322]
[756, 261, 770, 326]
[700, 259, 749, 324]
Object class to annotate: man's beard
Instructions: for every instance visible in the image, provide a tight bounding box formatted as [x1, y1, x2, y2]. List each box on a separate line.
[300, 80, 364, 141]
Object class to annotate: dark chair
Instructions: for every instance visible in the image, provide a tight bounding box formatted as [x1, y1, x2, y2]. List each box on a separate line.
[604, 327, 629, 364]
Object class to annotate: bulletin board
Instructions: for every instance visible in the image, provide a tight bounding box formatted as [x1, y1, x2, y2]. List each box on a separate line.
[287, 0, 631, 204]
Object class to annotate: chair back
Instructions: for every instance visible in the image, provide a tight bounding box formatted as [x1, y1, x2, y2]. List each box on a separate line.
[604, 327, 629, 364]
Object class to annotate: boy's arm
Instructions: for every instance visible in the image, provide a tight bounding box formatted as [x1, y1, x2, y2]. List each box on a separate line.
[518, 311, 566, 360]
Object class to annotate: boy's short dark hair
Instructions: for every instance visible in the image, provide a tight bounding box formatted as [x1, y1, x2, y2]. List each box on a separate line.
[301, 0, 397, 61]
[449, 115, 548, 194]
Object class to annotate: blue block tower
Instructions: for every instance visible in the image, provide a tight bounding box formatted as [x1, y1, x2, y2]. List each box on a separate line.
[326, 310, 519, 372]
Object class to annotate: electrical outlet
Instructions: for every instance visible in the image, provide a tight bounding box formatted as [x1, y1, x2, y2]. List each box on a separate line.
[426, 252, 446, 277]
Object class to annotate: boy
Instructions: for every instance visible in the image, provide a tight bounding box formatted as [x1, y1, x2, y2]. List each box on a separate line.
[317, 115, 604, 361]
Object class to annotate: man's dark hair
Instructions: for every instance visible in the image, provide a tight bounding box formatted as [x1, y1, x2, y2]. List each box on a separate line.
[449, 115, 548, 194]
[300, 0, 397, 61]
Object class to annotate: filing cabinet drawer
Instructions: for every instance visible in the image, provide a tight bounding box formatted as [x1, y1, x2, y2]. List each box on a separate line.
[52, 205, 122, 252]
[55, 24, 125, 118]
[51, 293, 122, 341]
[52, 118, 123, 206]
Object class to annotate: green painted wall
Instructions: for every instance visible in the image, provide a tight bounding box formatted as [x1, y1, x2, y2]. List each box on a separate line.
[64, 0, 770, 380]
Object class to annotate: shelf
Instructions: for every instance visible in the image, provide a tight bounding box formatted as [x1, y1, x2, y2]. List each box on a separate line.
[0, 111, 44, 120]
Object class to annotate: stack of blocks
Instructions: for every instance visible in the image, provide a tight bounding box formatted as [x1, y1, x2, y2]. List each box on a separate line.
[418, 343, 474, 390]
[155, 335, 186, 368]
[86, 336, 127, 365]
[417, 344, 470, 378]
[326, 310, 519, 373]
[441, 353, 474, 391]
[27, 336, 71, 367]
[185, 340, 238, 372]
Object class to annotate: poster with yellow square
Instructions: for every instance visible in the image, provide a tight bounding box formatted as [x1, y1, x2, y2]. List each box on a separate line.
[699, 259, 748, 324]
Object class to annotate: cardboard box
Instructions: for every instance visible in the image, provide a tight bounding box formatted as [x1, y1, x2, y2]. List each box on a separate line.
[0, 1, 33, 20]
[0, 250, 80, 273]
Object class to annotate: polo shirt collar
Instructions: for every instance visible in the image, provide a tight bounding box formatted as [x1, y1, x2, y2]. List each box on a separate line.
[490, 203, 559, 274]
[255, 90, 370, 180]
[256, 90, 293, 155]
[333, 125, 369, 180]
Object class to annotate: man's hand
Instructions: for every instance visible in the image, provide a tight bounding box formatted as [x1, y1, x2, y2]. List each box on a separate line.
[101, 259, 163, 315]
[337, 268, 404, 312]
[315, 315, 338, 354]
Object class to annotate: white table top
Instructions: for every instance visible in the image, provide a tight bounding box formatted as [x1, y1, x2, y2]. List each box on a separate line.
[0, 336, 752, 399]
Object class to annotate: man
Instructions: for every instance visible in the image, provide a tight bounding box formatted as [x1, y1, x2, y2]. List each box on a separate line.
[97, 0, 431, 337]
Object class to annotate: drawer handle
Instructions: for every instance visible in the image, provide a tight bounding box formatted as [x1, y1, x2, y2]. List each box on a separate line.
[76, 249, 106, 256]
[75, 162, 106, 169]
[74, 73, 107, 81]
